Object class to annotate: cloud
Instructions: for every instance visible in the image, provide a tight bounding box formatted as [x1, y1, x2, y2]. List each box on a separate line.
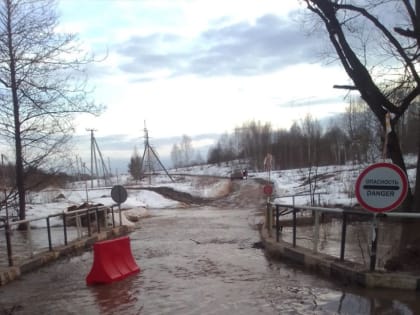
[115, 14, 321, 79]
[280, 96, 344, 108]
[74, 134, 137, 149]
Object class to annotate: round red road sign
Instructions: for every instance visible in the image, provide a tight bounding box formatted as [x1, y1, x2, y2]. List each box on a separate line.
[263, 184, 273, 196]
[355, 163, 408, 213]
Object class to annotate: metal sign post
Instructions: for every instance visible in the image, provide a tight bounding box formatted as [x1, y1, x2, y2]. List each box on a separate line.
[111, 185, 128, 226]
[370, 213, 378, 271]
[355, 162, 408, 271]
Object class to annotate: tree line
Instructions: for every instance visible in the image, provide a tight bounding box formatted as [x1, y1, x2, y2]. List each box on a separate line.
[207, 97, 419, 171]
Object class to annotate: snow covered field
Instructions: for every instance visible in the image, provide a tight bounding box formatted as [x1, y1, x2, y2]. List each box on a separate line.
[23, 155, 417, 226]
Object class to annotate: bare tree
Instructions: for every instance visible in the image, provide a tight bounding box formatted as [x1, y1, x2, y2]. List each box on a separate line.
[288, 122, 305, 168]
[170, 135, 195, 168]
[207, 143, 223, 166]
[302, 0, 420, 211]
[322, 124, 349, 165]
[128, 147, 142, 181]
[344, 97, 380, 163]
[0, 0, 101, 223]
[300, 114, 322, 166]
[170, 143, 182, 169]
[238, 121, 272, 170]
[179, 135, 194, 167]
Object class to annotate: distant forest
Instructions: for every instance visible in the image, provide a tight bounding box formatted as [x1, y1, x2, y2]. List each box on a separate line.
[206, 98, 419, 171]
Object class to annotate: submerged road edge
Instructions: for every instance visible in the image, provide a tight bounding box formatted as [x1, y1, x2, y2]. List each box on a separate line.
[260, 224, 420, 291]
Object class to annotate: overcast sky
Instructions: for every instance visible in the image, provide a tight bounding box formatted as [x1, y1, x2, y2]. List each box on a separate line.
[57, 0, 352, 170]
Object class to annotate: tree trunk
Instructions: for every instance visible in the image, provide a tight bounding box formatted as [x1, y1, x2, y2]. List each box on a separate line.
[387, 131, 413, 210]
[414, 132, 420, 211]
[6, 0, 26, 228]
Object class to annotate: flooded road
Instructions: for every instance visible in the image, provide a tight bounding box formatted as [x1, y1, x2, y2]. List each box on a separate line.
[1, 205, 420, 314]
[1, 180, 420, 314]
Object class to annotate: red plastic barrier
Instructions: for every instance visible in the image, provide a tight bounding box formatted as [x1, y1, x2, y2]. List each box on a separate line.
[86, 236, 140, 285]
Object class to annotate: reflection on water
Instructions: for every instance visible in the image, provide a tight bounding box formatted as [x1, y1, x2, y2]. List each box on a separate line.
[89, 276, 142, 314]
[324, 290, 418, 315]
[280, 218, 403, 269]
[0, 207, 419, 314]
[0, 227, 85, 266]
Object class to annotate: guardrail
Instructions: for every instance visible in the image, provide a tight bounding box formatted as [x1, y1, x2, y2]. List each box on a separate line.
[266, 201, 420, 271]
[272, 192, 326, 206]
[0, 205, 122, 267]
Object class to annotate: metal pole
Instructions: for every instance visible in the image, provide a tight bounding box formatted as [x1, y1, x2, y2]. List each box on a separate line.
[95, 208, 100, 233]
[85, 178, 89, 203]
[293, 208, 297, 247]
[370, 213, 378, 271]
[27, 222, 33, 258]
[5, 190, 8, 222]
[63, 213, 68, 246]
[111, 206, 115, 228]
[313, 211, 320, 252]
[76, 213, 82, 238]
[276, 206, 280, 242]
[265, 202, 273, 237]
[103, 207, 108, 229]
[47, 217, 52, 251]
[87, 210, 91, 236]
[5, 222, 13, 266]
[340, 213, 347, 261]
[89, 129, 94, 188]
[266, 202, 271, 236]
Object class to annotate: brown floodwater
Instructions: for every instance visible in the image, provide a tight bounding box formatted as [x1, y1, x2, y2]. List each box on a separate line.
[0, 207, 419, 315]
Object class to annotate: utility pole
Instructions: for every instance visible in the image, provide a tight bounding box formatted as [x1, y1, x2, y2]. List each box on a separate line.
[140, 121, 174, 183]
[87, 129, 111, 188]
[87, 129, 97, 188]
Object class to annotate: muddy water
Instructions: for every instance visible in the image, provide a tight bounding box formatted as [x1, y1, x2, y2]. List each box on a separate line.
[1, 207, 420, 315]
